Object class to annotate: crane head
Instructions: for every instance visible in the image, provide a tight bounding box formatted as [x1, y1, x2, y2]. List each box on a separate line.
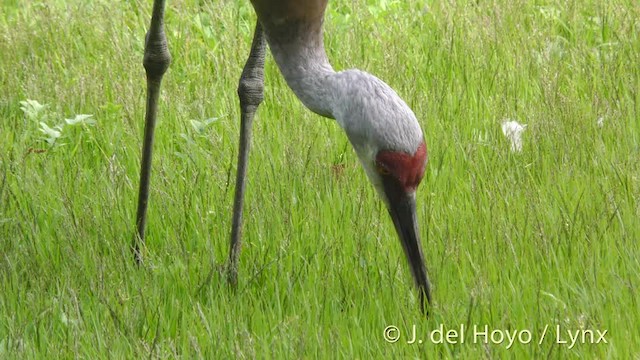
[330, 69, 432, 311]
[371, 141, 431, 310]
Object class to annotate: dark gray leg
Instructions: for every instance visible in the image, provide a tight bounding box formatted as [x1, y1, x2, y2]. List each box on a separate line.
[133, 0, 172, 264]
[227, 22, 267, 286]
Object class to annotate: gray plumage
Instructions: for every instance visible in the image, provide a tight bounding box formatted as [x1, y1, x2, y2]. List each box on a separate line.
[264, 21, 424, 190]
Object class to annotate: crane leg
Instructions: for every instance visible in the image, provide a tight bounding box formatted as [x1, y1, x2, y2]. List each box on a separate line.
[133, 0, 171, 264]
[228, 22, 267, 286]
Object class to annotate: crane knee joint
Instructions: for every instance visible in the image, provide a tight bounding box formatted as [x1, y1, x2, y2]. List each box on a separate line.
[143, 32, 171, 81]
[237, 77, 264, 108]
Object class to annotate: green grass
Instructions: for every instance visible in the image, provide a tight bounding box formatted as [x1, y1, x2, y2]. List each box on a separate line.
[1, 0, 639, 358]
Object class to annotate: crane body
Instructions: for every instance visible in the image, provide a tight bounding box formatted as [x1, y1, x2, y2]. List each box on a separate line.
[134, 0, 432, 311]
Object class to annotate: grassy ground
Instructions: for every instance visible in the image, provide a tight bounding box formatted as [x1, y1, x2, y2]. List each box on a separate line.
[1, 0, 638, 358]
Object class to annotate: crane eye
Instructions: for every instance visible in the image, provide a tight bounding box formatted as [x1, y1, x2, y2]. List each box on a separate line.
[376, 163, 391, 176]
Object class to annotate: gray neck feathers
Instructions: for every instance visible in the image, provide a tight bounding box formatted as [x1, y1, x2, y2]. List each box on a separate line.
[263, 23, 423, 155]
[266, 29, 336, 118]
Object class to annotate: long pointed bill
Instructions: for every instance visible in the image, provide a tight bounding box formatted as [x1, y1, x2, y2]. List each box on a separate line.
[385, 187, 432, 312]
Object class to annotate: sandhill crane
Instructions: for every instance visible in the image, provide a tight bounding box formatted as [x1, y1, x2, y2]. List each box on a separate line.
[133, 0, 432, 310]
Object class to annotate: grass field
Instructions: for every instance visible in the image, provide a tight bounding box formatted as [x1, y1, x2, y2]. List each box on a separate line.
[1, 0, 639, 358]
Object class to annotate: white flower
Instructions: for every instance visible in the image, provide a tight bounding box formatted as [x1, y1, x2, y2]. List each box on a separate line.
[596, 116, 604, 128]
[39, 122, 61, 138]
[65, 114, 95, 125]
[501, 120, 527, 152]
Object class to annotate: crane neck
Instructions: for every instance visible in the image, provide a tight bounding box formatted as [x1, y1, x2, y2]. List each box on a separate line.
[262, 22, 339, 119]
[260, 19, 421, 157]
